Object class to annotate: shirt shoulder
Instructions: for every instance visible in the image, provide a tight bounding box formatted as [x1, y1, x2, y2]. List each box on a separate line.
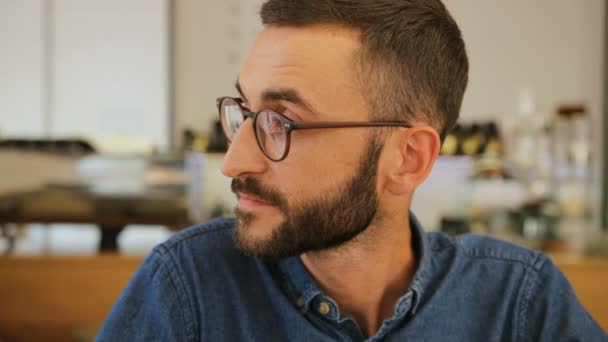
[426, 231, 548, 271]
[146, 217, 255, 300]
[98, 218, 255, 341]
[96, 219, 238, 341]
[152, 217, 238, 259]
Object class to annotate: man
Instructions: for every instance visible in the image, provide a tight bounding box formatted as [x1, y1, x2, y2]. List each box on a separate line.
[98, 0, 605, 341]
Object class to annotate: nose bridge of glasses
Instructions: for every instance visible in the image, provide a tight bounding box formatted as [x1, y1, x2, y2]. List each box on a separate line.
[242, 109, 257, 121]
[226, 115, 269, 160]
[232, 113, 256, 141]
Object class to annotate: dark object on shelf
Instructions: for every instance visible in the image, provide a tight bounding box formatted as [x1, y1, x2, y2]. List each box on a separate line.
[440, 216, 470, 236]
[182, 129, 196, 150]
[482, 122, 502, 156]
[462, 123, 483, 156]
[0, 138, 96, 156]
[556, 104, 587, 119]
[441, 123, 463, 156]
[510, 198, 562, 250]
[206, 120, 229, 153]
[440, 121, 503, 158]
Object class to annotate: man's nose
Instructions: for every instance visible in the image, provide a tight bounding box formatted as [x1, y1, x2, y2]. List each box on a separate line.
[221, 119, 267, 178]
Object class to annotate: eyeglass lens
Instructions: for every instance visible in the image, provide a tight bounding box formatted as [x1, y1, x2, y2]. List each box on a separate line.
[219, 98, 289, 160]
[256, 110, 288, 160]
[220, 98, 245, 140]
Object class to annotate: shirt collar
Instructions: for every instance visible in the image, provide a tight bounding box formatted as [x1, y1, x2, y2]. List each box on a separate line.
[278, 211, 432, 316]
[279, 253, 321, 313]
[407, 211, 431, 314]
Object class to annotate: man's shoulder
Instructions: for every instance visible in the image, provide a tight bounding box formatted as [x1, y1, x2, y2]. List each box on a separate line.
[426, 231, 549, 272]
[158, 217, 234, 249]
[421, 233, 605, 340]
[150, 217, 240, 263]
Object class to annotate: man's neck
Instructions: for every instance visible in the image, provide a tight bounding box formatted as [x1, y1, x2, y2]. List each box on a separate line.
[299, 215, 417, 337]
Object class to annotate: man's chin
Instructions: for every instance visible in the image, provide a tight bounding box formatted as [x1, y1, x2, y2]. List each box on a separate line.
[233, 211, 287, 261]
[234, 208, 282, 233]
[234, 221, 273, 244]
[233, 229, 285, 262]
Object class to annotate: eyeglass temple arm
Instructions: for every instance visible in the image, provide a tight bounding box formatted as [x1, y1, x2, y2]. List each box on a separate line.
[292, 122, 411, 130]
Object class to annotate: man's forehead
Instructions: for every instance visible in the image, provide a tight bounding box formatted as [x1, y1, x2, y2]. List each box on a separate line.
[262, 26, 357, 68]
[237, 25, 364, 114]
[257, 24, 360, 51]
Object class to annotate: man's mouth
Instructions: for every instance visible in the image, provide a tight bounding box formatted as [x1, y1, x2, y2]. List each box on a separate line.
[237, 192, 275, 209]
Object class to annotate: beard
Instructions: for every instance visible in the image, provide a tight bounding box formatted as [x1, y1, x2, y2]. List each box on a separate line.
[230, 135, 384, 262]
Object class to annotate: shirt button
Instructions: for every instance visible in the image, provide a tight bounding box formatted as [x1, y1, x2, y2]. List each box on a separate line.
[318, 301, 331, 315]
[296, 297, 305, 308]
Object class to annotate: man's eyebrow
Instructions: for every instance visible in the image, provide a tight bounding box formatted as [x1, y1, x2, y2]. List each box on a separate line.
[260, 88, 308, 109]
[234, 79, 317, 115]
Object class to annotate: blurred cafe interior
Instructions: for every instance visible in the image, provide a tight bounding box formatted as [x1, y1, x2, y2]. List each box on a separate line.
[0, 0, 607, 340]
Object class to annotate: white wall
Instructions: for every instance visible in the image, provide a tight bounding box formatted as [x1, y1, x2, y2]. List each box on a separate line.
[0, 0, 45, 136]
[51, 0, 170, 149]
[444, 0, 604, 124]
[0, 0, 170, 150]
[173, 0, 264, 142]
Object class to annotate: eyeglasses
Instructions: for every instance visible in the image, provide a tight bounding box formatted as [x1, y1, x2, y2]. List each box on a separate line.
[217, 96, 411, 161]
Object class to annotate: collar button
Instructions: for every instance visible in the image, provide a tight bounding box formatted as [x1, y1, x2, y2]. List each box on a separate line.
[318, 301, 331, 316]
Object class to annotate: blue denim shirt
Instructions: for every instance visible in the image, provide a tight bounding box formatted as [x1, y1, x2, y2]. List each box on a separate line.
[97, 215, 606, 341]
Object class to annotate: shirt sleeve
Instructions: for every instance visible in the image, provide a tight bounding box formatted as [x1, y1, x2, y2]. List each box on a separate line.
[96, 249, 198, 341]
[521, 255, 607, 342]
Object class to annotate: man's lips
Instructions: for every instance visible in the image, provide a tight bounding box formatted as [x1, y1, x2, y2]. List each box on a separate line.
[237, 192, 275, 209]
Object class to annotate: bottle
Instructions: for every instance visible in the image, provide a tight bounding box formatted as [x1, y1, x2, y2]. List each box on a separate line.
[551, 104, 592, 253]
[462, 123, 483, 157]
[508, 87, 550, 199]
[440, 123, 461, 156]
[475, 122, 505, 179]
[482, 122, 502, 157]
[552, 105, 591, 216]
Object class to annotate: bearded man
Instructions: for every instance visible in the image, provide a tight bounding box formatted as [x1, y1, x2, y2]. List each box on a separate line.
[98, 1, 605, 341]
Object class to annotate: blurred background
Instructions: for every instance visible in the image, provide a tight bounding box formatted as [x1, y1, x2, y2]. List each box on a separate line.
[0, 0, 606, 340]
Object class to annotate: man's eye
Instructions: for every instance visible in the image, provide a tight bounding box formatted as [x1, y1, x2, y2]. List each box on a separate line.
[268, 117, 283, 134]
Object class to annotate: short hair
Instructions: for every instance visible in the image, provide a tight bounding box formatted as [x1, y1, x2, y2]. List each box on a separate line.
[260, 0, 468, 141]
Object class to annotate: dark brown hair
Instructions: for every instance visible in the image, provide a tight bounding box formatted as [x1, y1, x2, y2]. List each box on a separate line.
[260, 0, 468, 141]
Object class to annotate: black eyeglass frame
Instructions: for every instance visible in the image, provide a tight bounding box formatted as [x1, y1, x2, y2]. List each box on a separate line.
[216, 96, 412, 161]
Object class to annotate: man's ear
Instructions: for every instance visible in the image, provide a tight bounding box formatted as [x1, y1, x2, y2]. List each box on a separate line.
[384, 125, 441, 196]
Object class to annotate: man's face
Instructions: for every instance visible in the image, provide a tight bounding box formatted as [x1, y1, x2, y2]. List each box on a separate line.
[222, 25, 385, 261]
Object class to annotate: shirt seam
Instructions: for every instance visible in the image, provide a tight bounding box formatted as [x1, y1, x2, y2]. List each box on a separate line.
[157, 249, 199, 341]
[455, 242, 549, 342]
[516, 265, 535, 342]
[146, 219, 233, 340]
[459, 247, 545, 272]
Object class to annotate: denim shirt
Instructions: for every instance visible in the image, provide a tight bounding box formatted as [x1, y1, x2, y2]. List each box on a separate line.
[97, 215, 606, 341]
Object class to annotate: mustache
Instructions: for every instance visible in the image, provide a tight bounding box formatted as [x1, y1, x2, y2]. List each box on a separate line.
[231, 178, 286, 208]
